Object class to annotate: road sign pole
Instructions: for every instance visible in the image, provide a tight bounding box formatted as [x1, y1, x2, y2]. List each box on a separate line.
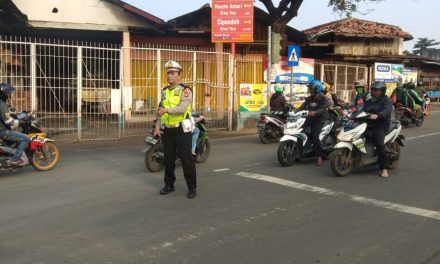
[267, 26, 271, 114]
[290, 67, 293, 105]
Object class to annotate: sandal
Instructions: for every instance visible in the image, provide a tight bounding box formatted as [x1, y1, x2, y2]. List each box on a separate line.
[315, 157, 324, 166]
[380, 170, 389, 178]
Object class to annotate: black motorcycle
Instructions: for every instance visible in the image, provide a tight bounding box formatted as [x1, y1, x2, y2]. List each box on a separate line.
[257, 104, 293, 144]
[144, 115, 210, 172]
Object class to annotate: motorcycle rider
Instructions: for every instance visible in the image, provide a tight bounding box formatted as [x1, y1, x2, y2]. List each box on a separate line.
[416, 80, 427, 97]
[406, 81, 424, 123]
[364, 81, 393, 178]
[0, 83, 30, 167]
[270, 83, 287, 112]
[350, 80, 371, 108]
[322, 81, 340, 108]
[416, 80, 428, 111]
[300, 80, 329, 166]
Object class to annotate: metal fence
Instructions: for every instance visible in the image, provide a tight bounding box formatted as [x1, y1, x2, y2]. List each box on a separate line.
[1, 37, 232, 141]
[124, 44, 231, 137]
[316, 62, 368, 103]
[1, 36, 372, 140]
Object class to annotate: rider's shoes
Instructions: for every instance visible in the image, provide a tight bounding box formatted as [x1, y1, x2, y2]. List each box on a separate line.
[10, 160, 26, 167]
[159, 185, 175, 195]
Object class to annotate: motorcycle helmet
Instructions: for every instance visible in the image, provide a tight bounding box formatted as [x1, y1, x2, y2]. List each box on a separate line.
[274, 83, 284, 93]
[354, 79, 367, 95]
[406, 81, 415, 90]
[370, 80, 387, 96]
[322, 81, 331, 94]
[308, 80, 324, 94]
[0, 83, 15, 102]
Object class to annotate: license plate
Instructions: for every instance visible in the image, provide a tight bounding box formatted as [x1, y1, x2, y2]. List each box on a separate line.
[144, 135, 159, 145]
[31, 136, 46, 143]
[257, 122, 266, 128]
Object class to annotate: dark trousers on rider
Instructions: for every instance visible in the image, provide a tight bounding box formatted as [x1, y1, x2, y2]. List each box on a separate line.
[305, 119, 324, 158]
[370, 124, 390, 170]
[162, 126, 197, 190]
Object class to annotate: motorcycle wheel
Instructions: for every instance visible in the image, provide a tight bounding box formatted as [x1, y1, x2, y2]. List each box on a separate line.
[259, 125, 279, 144]
[330, 148, 353, 177]
[416, 112, 424, 127]
[387, 142, 401, 169]
[277, 141, 297, 167]
[195, 139, 210, 163]
[30, 141, 60, 171]
[145, 143, 164, 172]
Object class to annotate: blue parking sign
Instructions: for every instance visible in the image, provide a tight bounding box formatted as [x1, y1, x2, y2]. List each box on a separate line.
[287, 45, 300, 66]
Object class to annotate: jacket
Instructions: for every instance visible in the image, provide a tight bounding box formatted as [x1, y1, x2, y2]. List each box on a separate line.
[300, 93, 329, 121]
[269, 92, 287, 112]
[364, 95, 393, 126]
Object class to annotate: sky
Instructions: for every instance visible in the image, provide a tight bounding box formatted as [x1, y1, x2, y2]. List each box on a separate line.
[123, 0, 439, 51]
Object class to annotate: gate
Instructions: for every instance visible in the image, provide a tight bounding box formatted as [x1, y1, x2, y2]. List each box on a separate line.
[1, 37, 232, 141]
[123, 44, 231, 137]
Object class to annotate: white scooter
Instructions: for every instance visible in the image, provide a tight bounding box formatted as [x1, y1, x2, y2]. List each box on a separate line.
[277, 110, 336, 166]
[330, 107, 405, 177]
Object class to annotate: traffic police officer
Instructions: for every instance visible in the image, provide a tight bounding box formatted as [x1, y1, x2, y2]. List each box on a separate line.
[154, 60, 197, 198]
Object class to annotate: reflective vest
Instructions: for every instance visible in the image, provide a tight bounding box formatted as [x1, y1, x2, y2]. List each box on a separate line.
[160, 84, 192, 126]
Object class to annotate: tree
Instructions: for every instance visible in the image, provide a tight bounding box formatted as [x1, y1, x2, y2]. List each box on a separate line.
[258, 0, 384, 51]
[412, 37, 440, 56]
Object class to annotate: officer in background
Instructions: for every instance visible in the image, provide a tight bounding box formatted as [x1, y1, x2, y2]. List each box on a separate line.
[154, 61, 197, 198]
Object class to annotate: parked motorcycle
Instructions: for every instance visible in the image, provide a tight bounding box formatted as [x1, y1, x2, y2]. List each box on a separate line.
[330, 106, 405, 177]
[0, 111, 60, 172]
[277, 110, 336, 166]
[257, 104, 293, 144]
[144, 115, 210, 172]
[394, 103, 424, 127]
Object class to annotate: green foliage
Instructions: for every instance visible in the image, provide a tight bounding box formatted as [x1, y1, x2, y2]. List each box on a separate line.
[413, 38, 440, 56]
[327, 0, 384, 16]
[271, 32, 282, 63]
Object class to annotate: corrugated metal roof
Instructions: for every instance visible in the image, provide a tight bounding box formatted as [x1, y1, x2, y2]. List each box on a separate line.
[303, 17, 413, 41]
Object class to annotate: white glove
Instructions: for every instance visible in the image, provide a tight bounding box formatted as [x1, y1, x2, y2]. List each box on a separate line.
[10, 119, 20, 129]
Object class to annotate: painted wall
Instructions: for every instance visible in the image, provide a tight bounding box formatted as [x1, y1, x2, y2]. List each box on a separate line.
[13, 0, 152, 30]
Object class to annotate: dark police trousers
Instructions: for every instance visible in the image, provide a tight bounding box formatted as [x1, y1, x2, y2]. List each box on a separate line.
[162, 126, 197, 190]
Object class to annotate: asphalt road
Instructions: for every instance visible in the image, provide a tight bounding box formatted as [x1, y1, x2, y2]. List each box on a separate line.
[1, 112, 440, 264]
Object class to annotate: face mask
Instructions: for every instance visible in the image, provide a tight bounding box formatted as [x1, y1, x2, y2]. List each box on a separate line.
[355, 87, 364, 95]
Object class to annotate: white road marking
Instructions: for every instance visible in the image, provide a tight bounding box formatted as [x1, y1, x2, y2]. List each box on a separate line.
[213, 168, 230, 172]
[236, 172, 440, 221]
[406, 132, 440, 140]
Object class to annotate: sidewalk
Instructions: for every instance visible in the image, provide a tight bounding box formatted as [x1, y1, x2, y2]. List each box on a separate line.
[57, 128, 258, 150]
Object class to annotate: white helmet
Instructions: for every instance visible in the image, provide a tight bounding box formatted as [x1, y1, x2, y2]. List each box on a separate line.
[164, 60, 183, 72]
